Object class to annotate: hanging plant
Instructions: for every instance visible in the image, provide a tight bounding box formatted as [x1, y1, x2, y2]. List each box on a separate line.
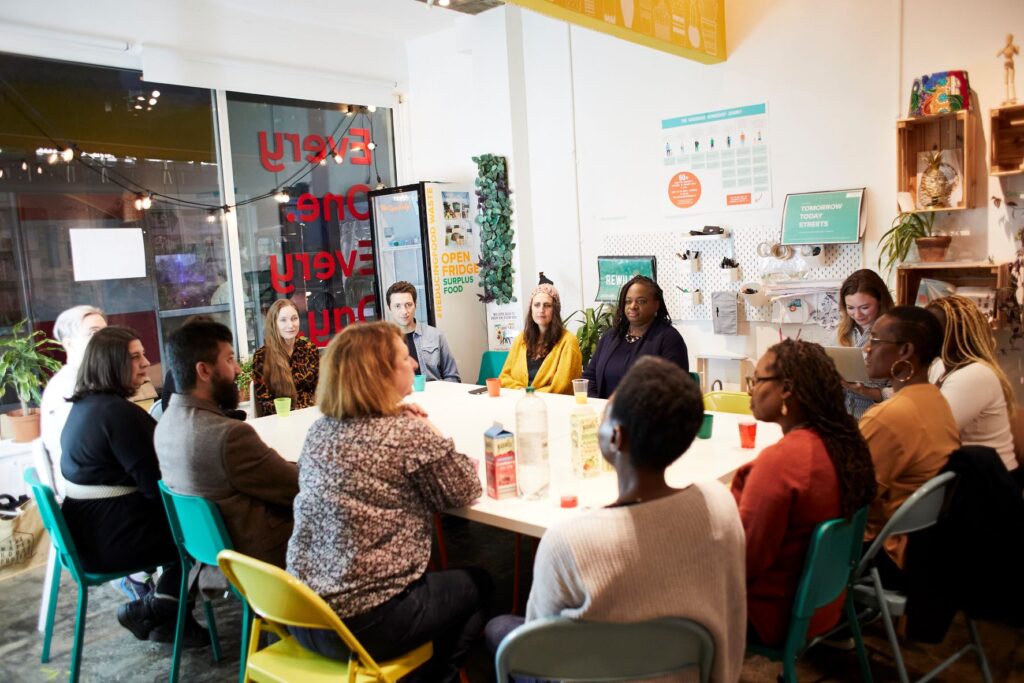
[473, 154, 516, 305]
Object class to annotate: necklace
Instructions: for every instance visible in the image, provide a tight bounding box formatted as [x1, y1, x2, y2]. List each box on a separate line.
[624, 332, 644, 344]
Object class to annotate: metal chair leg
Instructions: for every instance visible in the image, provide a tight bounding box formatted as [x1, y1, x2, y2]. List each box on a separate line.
[170, 558, 192, 683]
[69, 585, 88, 683]
[966, 617, 993, 683]
[846, 597, 874, 683]
[41, 553, 61, 662]
[203, 595, 221, 662]
[871, 568, 909, 683]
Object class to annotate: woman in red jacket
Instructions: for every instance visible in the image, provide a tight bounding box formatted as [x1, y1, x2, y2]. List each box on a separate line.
[732, 339, 876, 646]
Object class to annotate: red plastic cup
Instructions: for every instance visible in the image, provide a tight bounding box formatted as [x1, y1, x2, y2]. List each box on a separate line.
[738, 420, 757, 449]
[486, 378, 501, 397]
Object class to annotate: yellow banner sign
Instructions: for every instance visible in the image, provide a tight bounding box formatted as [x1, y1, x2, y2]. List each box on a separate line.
[508, 0, 726, 64]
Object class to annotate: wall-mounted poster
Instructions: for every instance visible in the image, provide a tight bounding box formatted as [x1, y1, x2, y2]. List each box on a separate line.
[661, 103, 772, 215]
[596, 255, 657, 302]
[781, 189, 866, 245]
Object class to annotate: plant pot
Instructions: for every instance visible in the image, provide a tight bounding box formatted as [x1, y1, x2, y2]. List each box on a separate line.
[8, 408, 40, 443]
[915, 235, 952, 262]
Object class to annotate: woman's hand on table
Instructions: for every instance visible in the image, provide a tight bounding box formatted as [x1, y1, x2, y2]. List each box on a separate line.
[400, 402, 429, 419]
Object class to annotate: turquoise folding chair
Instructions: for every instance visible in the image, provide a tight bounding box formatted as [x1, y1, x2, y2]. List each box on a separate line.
[24, 467, 155, 683]
[496, 616, 715, 682]
[747, 506, 873, 683]
[476, 350, 509, 385]
[158, 481, 251, 683]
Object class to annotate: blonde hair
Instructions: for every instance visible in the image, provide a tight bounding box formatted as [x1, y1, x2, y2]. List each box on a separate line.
[317, 322, 404, 419]
[928, 295, 1015, 417]
[837, 269, 894, 346]
[260, 300, 299, 401]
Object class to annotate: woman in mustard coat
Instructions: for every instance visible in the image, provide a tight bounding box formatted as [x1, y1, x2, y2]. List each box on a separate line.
[499, 279, 582, 395]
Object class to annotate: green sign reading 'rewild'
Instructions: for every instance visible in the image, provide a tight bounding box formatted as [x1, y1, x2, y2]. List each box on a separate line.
[781, 189, 865, 245]
[596, 256, 656, 302]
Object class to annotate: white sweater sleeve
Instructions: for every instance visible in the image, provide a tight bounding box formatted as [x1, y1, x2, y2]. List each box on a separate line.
[525, 525, 589, 621]
[938, 363, 1001, 430]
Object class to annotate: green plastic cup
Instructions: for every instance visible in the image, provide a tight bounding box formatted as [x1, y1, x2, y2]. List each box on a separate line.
[274, 397, 292, 417]
[697, 413, 714, 439]
[413, 374, 426, 392]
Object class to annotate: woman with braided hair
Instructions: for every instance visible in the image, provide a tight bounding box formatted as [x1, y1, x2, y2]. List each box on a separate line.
[927, 295, 1018, 478]
[732, 339, 876, 647]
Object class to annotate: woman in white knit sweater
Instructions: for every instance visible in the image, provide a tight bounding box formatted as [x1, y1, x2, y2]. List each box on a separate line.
[485, 356, 747, 682]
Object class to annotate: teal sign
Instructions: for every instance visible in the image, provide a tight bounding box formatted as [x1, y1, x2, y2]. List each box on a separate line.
[781, 188, 865, 245]
[596, 256, 656, 302]
[662, 103, 767, 129]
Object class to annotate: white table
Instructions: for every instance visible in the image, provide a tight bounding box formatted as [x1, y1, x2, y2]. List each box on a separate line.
[248, 381, 781, 538]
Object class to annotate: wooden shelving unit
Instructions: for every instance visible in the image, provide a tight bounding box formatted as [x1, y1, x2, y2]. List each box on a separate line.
[896, 110, 976, 212]
[990, 103, 1024, 176]
[896, 260, 1010, 324]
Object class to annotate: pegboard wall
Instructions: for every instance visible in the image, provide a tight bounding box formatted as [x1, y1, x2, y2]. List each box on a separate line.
[603, 228, 862, 322]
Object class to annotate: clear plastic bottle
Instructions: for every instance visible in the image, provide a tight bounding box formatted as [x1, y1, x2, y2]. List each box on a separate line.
[515, 387, 550, 500]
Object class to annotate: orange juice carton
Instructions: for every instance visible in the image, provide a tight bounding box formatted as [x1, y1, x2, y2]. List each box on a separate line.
[484, 422, 517, 499]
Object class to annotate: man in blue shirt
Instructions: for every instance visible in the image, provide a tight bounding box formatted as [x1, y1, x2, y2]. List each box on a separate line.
[386, 281, 461, 382]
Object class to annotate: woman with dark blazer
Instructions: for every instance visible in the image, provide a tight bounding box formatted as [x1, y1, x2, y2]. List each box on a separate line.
[581, 275, 689, 398]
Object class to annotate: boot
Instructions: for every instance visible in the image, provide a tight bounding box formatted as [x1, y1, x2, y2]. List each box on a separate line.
[116, 592, 178, 640]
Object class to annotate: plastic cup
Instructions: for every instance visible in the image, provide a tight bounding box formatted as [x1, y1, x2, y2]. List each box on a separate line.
[697, 413, 714, 439]
[486, 377, 501, 397]
[572, 378, 589, 404]
[413, 374, 426, 392]
[738, 419, 757, 449]
[274, 397, 292, 417]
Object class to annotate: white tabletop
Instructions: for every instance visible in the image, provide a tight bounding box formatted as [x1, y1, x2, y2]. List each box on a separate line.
[248, 381, 781, 538]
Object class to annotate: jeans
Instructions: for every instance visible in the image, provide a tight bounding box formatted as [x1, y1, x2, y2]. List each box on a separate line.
[292, 567, 492, 683]
[485, 615, 547, 683]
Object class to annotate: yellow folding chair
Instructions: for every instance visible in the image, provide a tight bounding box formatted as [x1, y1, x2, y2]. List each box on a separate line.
[216, 550, 432, 683]
[703, 390, 753, 415]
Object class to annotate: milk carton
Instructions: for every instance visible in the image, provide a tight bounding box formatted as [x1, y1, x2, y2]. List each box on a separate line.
[483, 422, 517, 499]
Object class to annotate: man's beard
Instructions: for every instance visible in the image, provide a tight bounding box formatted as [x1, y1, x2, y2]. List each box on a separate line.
[212, 372, 239, 411]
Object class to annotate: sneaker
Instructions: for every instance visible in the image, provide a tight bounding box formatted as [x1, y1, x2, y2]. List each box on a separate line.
[148, 612, 211, 649]
[118, 576, 154, 602]
[819, 635, 856, 651]
[117, 598, 161, 641]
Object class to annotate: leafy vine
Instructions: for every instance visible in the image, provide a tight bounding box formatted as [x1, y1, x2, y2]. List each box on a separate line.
[473, 154, 516, 305]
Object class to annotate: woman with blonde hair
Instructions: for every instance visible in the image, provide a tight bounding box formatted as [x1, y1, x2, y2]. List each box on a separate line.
[837, 269, 896, 418]
[287, 322, 490, 683]
[499, 276, 582, 394]
[927, 295, 1018, 478]
[252, 299, 319, 416]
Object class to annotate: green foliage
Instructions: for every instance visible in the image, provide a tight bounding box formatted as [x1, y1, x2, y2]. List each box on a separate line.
[0, 320, 62, 412]
[877, 211, 936, 274]
[236, 357, 254, 391]
[567, 304, 616, 367]
[472, 154, 517, 305]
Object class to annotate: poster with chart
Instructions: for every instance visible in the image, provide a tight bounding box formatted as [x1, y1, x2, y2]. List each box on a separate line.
[661, 103, 772, 215]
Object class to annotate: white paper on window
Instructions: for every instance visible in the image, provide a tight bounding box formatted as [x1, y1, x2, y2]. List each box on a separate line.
[69, 228, 146, 281]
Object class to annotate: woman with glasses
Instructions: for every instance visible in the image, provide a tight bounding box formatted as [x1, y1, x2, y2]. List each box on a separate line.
[836, 269, 895, 418]
[733, 339, 876, 647]
[860, 306, 959, 573]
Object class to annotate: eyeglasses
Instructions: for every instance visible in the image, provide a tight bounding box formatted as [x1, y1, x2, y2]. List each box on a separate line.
[867, 336, 904, 346]
[745, 375, 781, 392]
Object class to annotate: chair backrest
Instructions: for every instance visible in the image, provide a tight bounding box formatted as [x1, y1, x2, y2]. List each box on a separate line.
[217, 549, 384, 673]
[495, 616, 715, 682]
[856, 471, 957, 578]
[688, 371, 703, 392]
[1011, 404, 1024, 470]
[703, 391, 752, 415]
[149, 400, 164, 421]
[776, 506, 869, 656]
[476, 350, 509, 385]
[23, 467, 85, 578]
[31, 437, 62, 500]
[158, 481, 233, 566]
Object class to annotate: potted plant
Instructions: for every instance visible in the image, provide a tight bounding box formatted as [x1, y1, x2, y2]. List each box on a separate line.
[567, 304, 616, 367]
[236, 357, 254, 403]
[877, 211, 950, 272]
[0, 320, 62, 442]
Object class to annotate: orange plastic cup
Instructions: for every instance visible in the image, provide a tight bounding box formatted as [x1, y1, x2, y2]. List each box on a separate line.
[738, 420, 757, 449]
[486, 377, 501, 397]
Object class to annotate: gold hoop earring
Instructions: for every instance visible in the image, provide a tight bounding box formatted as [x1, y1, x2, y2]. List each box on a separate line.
[890, 359, 915, 383]
[781, 401, 788, 416]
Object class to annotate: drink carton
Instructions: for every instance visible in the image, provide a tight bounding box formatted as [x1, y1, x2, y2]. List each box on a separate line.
[483, 422, 518, 499]
[570, 406, 602, 478]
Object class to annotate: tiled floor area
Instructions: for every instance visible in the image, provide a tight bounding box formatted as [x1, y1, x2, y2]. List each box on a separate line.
[2, 516, 1022, 682]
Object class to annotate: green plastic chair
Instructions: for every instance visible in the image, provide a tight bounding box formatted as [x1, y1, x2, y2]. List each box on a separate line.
[158, 481, 251, 683]
[496, 616, 714, 682]
[747, 506, 873, 683]
[703, 390, 753, 415]
[689, 371, 702, 391]
[24, 467, 156, 683]
[476, 350, 509, 385]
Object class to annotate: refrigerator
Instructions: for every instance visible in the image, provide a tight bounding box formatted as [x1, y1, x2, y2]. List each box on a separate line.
[368, 182, 487, 382]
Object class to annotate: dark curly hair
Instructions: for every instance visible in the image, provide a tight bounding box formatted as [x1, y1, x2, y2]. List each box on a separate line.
[769, 339, 876, 517]
[612, 275, 671, 337]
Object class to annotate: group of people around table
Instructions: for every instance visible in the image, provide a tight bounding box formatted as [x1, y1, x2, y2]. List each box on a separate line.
[33, 262, 1021, 682]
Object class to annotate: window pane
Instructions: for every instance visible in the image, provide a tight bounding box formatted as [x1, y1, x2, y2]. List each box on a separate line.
[226, 93, 396, 353]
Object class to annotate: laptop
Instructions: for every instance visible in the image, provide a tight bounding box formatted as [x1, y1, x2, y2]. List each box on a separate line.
[823, 346, 869, 384]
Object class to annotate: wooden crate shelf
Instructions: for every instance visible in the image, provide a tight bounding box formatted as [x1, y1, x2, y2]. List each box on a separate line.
[896, 260, 1010, 325]
[990, 103, 1024, 176]
[897, 110, 976, 211]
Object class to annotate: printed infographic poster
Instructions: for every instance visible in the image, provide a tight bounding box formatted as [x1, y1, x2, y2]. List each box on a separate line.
[661, 103, 772, 215]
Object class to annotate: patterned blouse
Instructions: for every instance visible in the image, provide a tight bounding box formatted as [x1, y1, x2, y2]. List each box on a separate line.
[286, 413, 482, 618]
[252, 335, 320, 416]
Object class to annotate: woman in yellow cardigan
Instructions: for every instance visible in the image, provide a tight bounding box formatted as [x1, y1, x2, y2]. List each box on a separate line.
[499, 279, 582, 395]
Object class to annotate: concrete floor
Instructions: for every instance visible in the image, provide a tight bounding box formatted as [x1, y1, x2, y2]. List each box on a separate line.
[2, 516, 1023, 682]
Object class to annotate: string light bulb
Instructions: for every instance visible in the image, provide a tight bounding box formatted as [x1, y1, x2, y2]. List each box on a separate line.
[319, 157, 327, 166]
[134, 193, 153, 210]
[274, 189, 289, 203]
[152, 90, 160, 98]
[0, 169, 4, 179]
[367, 142, 377, 150]
[36, 165, 43, 175]
[47, 151, 59, 164]
[206, 211, 217, 223]
[367, 105, 377, 113]
[148, 98, 157, 106]
[61, 147, 74, 162]
[333, 153, 344, 164]
[439, 0, 450, 5]
[21, 161, 28, 171]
